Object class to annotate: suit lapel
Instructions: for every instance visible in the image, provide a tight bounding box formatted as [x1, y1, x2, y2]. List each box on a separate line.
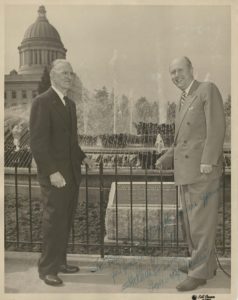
[174, 80, 200, 142]
[174, 103, 180, 139]
[49, 88, 70, 128]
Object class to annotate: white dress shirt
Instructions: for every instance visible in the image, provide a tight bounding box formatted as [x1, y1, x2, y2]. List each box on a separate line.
[184, 79, 195, 96]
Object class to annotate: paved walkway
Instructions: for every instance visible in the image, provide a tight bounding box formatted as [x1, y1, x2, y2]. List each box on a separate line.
[5, 251, 230, 294]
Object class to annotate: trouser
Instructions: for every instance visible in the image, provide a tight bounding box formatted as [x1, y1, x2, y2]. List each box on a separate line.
[38, 181, 79, 276]
[180, 178, 221, 280]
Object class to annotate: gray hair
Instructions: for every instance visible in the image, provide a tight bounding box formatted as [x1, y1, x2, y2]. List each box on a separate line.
[49, 59, 72, 77]
[183, 56, 193, 69]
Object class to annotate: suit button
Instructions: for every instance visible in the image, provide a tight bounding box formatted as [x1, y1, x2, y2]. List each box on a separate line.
[185, 155, 189, 158]
[184, 140, 187, 144]
[187, 122, 190, 125]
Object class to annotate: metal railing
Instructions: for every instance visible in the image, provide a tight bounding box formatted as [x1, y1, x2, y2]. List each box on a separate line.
[5, 153, 231, 258]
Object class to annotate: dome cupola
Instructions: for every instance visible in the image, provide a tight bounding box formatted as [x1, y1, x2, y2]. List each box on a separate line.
[18, 6, 67, 75]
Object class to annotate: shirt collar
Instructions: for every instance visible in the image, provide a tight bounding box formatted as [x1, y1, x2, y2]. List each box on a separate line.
[184, 79, 195, 95]
[51, 85, 66, 105]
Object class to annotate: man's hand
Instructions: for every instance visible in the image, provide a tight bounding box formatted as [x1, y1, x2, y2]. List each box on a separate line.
[200, 164, 213, 174]
[50, 171, 66, 188]
[155, 158, 163, 170]
[83, 157, 95, 169]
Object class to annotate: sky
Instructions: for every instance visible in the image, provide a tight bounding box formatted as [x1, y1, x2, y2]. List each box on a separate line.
[4, 4, 231, 119]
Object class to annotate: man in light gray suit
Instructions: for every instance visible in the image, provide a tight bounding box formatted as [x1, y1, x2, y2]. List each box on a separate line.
[156, 56, 225, 291]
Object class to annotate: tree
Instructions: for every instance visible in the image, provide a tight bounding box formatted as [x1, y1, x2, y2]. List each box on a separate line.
[224, 94, 231, 117]
[223, 94, 231, 144]
[167, 101, 176, 123]
[68, 74, 84, 132]
[116, 94, 130, 133]
[151, 101, 159, 123]
[37, 67, 51, 94]
[87, 86, 114, 135]
[135, 97, 152, 123]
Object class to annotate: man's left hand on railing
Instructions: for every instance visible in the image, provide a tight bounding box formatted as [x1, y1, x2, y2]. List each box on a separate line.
[83, 157, 95, 169]
[155, 156, 173, 170]
[155, 158, 163, 170]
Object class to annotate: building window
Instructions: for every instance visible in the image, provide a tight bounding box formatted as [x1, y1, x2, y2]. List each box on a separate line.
[32, 90, 38, 98]
[22, 90, 27, 99]
[4, 91, 7, 99]
[12, 91, 16, 99]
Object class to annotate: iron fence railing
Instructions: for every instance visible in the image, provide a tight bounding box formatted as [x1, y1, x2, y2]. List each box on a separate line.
[5, 157, 231, 258]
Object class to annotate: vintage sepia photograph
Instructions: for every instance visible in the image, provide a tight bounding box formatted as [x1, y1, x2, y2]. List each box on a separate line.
[3, 1, 235, 299]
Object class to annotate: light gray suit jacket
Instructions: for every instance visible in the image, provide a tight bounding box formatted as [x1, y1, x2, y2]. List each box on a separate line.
[160, 80, 225, 185]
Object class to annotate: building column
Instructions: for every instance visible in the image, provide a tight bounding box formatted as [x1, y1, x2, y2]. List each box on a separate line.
[29, 50, 32, 65]
[23, 51, 27, 65]
[45, 50, 48, 65]
[24, 50, 27, 65]
[26, 50, 30, 65]
[41, 50, 45, 64]
[30, 49, 33, 65]
[42, 49, 45, 64]
[35, 50, 39, 65]
[32, 50, 35, 64]
[35, 50, 38, 64]
[45, 50, 48, 64]
[21, 51, 24, 65]
[38, 50, 41, 64]
[45, 49, 47, 64]
[40, 50, 43, 65]
[47, 50, 50, 64]
[19, 51, 22, 67]
[22, 51, 25, 65]
[51, 51, 54, 61]
[34, 50, 37, 64]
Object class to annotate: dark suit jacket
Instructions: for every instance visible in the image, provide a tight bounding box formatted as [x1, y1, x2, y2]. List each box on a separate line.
[29, 87, 86, 186]
[160, 80, 226, 185]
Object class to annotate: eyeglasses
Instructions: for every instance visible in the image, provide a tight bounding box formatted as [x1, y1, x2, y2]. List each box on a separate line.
[59, 71, 75, 76]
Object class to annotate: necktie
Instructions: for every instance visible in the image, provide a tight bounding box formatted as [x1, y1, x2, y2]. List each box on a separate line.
[63, 96, 71, 128]
[180, 91, 187, 109]
[63, 96, 68, 106]
[63, 96, 71, 115]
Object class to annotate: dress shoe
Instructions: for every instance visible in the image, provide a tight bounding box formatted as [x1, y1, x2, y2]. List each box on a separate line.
[178, 265, 217, 276]
[176, 276, 207, 291]
[39, 274, 63, 286]
[59, 264, 79, 274]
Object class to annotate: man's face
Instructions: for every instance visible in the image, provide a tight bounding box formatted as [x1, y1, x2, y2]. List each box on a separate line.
[169, 58, 193, 91]
[51, 62, 74, 92]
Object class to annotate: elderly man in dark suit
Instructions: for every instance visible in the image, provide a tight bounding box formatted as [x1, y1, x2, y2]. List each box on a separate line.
[156, 56, 225, 291]
[30, 59, 93, 286]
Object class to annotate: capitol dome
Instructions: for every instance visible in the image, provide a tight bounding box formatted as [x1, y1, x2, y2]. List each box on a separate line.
[18, 6, 67, 75]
